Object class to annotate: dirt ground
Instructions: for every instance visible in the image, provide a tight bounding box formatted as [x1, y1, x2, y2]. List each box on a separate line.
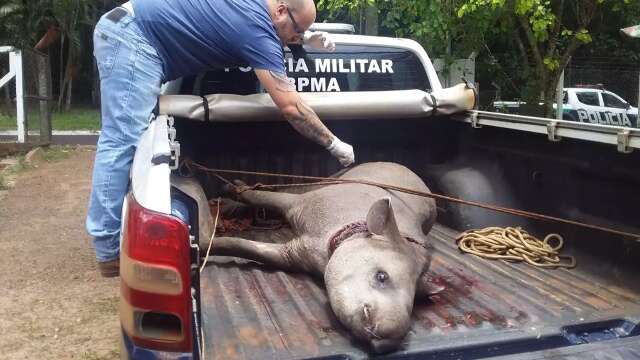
[0, 146, 120, 359]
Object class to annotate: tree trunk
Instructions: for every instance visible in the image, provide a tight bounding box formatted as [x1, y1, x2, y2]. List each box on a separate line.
[92, 58, 100, 107]
[364, 3, 378, 36]
[514, 32, 530, 79]
[64, 42, 74, 112]
[37, 55, 52, 145]
[3, 85, 12, 116]
[58, 78, 67, 111]
[92, 4, 100, 107]
[58, 34, 65, 111]
[543, 85, 555, 118]
[358, 5, 364, 35]
[2, 67, 13, 116]
[543, 69, 563, 119]
[65, 77, 72, 111]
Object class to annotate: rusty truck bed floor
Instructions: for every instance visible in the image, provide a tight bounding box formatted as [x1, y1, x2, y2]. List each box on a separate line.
[199, 224, 640, 360]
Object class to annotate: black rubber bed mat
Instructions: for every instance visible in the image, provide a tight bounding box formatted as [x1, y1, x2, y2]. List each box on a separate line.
[199, 224, 640, 360]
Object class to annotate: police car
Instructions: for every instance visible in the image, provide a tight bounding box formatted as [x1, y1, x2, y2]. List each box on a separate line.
[559, 86, 638, 128]
[493, 86, 639, 128]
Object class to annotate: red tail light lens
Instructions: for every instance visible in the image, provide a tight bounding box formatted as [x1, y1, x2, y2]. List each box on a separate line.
[120, 193, 193, 352]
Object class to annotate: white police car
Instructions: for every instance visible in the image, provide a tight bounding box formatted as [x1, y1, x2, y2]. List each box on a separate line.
[494, 86, 639, 128]
[558, 86, 638, 128]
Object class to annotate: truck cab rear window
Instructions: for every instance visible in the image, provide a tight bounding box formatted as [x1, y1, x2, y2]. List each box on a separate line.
[602, 92, 627, 109]
[576, 92, 600, 106]
[188, 45, 431, 95]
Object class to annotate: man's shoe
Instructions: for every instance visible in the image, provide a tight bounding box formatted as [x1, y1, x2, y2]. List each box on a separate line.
[97, 258, 120, 278]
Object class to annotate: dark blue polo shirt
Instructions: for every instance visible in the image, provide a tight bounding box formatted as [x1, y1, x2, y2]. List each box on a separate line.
[131, 0, 285, 80]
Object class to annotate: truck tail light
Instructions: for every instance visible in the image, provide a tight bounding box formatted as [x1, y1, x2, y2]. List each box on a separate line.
[120, 193, 193, 352]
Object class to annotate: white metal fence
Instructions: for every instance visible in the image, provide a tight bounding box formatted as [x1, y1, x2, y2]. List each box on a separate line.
[0, 46, 52, 144]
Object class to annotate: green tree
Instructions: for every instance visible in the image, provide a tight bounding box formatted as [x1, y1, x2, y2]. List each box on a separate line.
[318, 0, 529, 107]
[575, 1, 640, 60]
[459, 0, 636, 117]
[51, 0, 93, 111]
[1, 0, 98, 111]
[320, 0, 640, 117]
[318, 0, 488, 56]
[0, 0, 53, 116]
[0, 0, 52, 48]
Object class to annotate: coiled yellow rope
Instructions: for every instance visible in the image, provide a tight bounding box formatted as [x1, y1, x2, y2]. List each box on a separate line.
[456, 227, 576, 268]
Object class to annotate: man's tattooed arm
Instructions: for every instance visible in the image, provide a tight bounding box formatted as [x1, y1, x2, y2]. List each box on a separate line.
[286, 99, 333, 147]
[268, 70, 296, 92]
[256, 69, 334, 147]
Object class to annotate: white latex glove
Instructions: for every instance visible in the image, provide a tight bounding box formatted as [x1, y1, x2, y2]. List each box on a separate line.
[303, 31, 336, 52]
[326, 137, 355, 167]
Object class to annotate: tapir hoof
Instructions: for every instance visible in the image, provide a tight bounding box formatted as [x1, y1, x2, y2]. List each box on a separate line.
[370, 338, 402, 354]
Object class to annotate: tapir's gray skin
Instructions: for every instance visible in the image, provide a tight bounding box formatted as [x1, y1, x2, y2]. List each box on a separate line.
[212, 162, 443, 353]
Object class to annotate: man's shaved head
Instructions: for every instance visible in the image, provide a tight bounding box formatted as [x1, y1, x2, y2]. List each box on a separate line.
[289, 0, 316, 27]
[268, 0, 317, 45]
[287, 0, 315, 14]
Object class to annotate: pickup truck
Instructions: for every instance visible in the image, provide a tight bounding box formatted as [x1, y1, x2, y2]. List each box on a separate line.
[119, 24, 640, 359]
[494, 87, 639, 128]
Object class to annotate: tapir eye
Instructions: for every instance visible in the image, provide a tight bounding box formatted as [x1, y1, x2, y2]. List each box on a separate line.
[375, 271, 389, 283]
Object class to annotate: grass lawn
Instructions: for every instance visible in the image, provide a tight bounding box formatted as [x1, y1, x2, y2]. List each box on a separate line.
[0, 108, 100, 131]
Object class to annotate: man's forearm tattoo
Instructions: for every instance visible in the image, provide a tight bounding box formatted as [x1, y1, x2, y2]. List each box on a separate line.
[269, 70, 296, 92]
[267, 71, 333, 146]
[285, 100, 334, 147]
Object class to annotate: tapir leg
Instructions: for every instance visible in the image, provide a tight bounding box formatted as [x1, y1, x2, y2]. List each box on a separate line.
[211, 236, 304, 271]
[238, 189, 299, 217]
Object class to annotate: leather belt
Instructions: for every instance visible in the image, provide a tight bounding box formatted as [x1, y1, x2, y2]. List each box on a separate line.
[105, 1, 134, 23]
[121, 1, 134, 16]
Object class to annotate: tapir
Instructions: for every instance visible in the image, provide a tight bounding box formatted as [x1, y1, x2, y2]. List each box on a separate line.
[212, 162, 444, 353]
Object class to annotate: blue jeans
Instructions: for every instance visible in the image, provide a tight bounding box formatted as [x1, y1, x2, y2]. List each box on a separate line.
[86, 10, 165, 262]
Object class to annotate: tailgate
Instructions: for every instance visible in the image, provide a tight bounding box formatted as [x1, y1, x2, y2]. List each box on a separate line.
[198, 224, 640, 360]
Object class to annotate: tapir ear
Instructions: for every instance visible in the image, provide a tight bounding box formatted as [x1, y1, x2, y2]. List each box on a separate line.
[366, 198, 402, 239]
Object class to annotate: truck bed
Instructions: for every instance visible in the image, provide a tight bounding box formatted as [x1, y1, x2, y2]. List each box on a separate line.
[199, 223, 640, 360]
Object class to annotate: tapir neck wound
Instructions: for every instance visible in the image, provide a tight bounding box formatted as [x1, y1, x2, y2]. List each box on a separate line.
[327, 220, 369, 258]
[327, 220, 426, 259]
